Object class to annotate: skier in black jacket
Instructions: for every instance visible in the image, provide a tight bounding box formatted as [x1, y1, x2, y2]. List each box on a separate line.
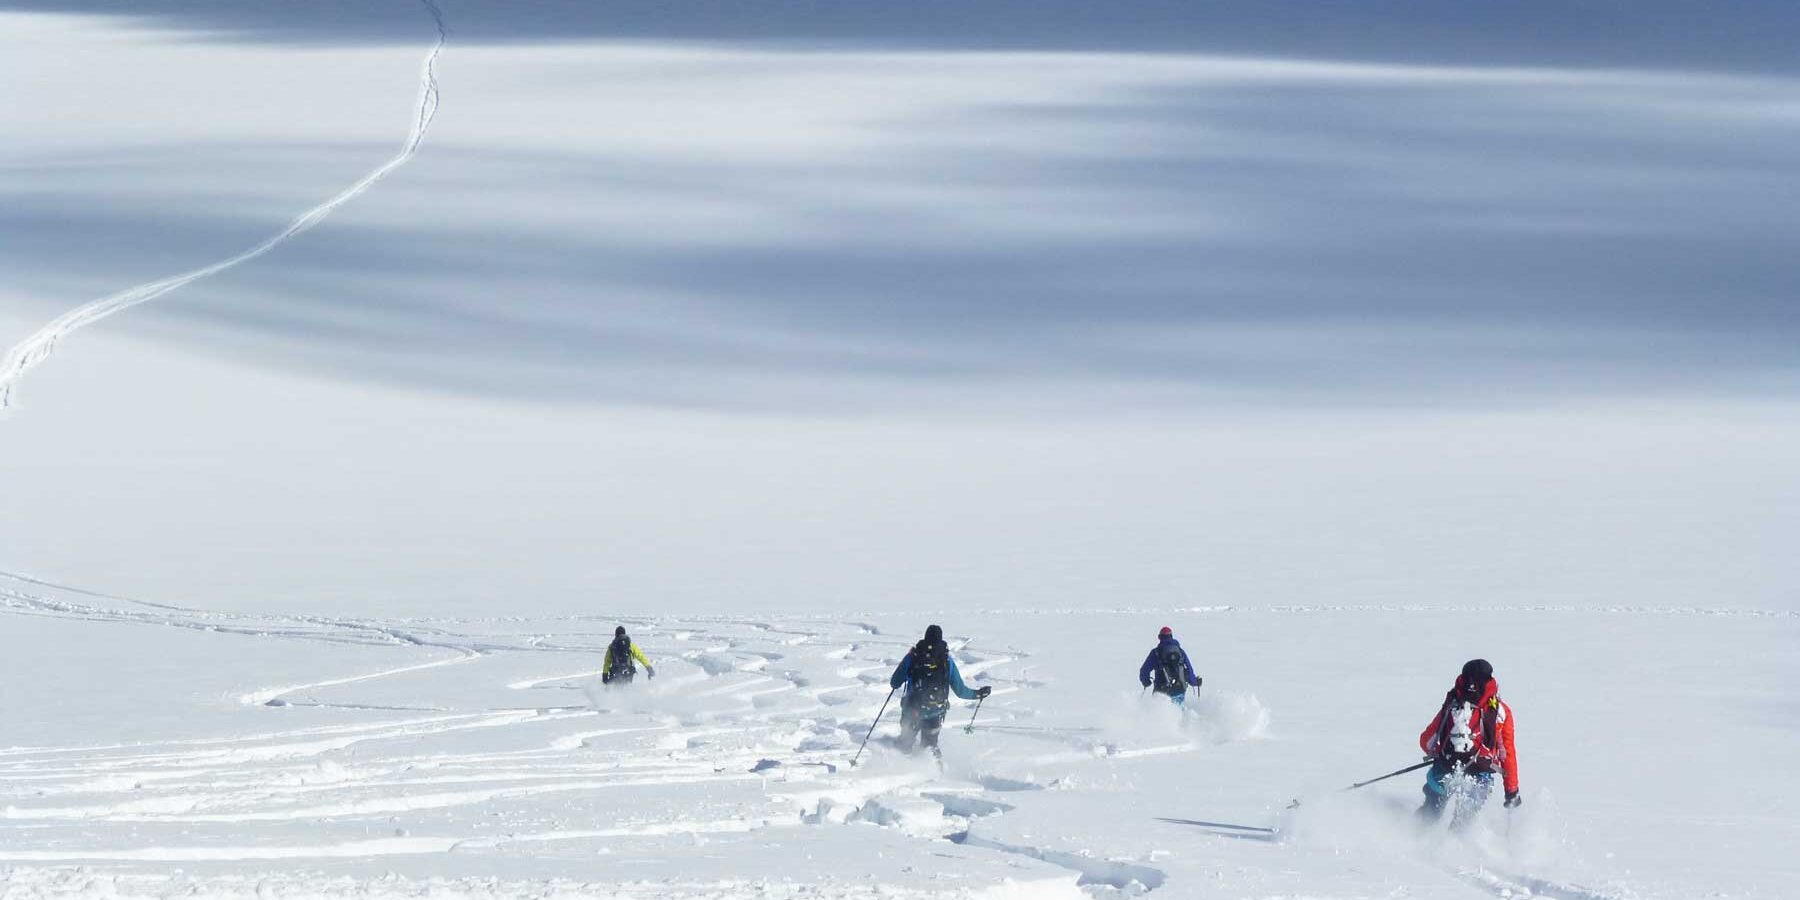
[888, 625, 988, 755]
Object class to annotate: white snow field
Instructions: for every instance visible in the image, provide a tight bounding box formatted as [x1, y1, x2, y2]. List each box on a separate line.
[4, 9, 1799, 899]
[3, 570, 1795, 899]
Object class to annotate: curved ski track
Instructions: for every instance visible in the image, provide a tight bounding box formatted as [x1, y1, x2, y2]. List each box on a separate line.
[0, 570, 1663, 899]
[0, 0, 446, 411]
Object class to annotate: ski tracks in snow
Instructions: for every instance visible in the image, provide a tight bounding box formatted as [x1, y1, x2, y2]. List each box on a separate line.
[0, 576, 1093, 896]
[0, 0, 447, 412]
[0, 570, 1659, 899]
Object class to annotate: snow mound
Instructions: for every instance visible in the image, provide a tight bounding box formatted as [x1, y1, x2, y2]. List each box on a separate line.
[851, 792, 951, 836]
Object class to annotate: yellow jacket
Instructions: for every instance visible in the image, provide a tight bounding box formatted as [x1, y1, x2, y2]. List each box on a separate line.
[604, 641, 652, 675]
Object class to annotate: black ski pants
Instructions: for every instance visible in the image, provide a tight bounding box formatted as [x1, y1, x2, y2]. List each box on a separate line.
[899, 695, 946, 755]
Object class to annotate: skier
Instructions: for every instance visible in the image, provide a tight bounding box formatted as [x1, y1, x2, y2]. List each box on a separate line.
[1418, 658, 1520, 821]
[889, 625, 989, 757]
[602, 626, 656, 686]
[1138, 626, 1202, 703]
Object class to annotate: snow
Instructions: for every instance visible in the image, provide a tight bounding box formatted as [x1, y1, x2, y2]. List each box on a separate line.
[3, 571, 1795, 898]
[3, 7, 1798, 899]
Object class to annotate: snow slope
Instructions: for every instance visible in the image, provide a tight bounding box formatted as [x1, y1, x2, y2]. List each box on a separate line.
[4, 571, 1794, 898]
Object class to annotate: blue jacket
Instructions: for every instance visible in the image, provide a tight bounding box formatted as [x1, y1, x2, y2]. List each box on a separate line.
[890, 647, 980, 704]
[1140, 638, 1200, 689]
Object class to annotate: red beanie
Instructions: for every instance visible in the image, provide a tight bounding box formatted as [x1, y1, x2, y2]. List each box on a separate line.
[1158, 626, 1173, 638]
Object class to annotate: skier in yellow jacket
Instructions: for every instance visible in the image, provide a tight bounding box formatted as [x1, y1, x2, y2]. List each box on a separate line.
[602, 626, 655, 685]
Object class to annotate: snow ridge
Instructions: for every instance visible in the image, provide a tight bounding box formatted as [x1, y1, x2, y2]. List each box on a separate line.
[0, 0, 447, 412]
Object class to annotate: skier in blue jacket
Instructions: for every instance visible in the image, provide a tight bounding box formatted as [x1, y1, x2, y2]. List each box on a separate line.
[1139, 626, 1202, 704]
[890, 625, 989, 756]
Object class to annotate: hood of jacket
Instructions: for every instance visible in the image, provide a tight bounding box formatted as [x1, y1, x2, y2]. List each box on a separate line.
[1451, 674, 1500, 706]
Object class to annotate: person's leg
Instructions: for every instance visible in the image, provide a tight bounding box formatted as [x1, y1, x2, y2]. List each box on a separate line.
[1466, 772, 1493, 810]
[897, 698, 920, 752]
[1170, 691, 1186, 707]
[1419, 760, 1452, 816]
[920, 715, 943, 757]
[1440, 770, 1497, 831]
[1448, 772, 1493, 831]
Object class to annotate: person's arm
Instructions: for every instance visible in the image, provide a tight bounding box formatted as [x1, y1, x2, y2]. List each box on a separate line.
[1420, 703, 1446, 756]
[889, 652, 914, 690]
[1181, 649, 1201, 687]
[1138, 650, 1157, 687]
[947, 657, 982, 701]
[1500, 702, 1520, 796]
[631, 643, 655, 677]
[602, 646, 615, 680]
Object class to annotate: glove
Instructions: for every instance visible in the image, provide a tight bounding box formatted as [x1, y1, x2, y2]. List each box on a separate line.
[1140, 680, 1152, 689]
[1504, 790, 1521, 809]
[1192, 676, 1203, 688]
[976, 686, 992, 699]
[647, 667, 656, 680]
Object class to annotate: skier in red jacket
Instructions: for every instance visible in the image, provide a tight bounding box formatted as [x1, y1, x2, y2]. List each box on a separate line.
[1419, 658, 1520, 821]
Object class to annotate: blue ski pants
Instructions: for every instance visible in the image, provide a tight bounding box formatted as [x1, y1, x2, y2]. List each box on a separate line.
[1422, 759, 1493, 812]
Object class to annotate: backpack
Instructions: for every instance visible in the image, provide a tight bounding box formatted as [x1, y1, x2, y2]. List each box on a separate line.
[909, 639, 951, 708]
[606, 636, 636, 679]
[1156, 643, 1187, 692]
[1434, 693, 1501, 770]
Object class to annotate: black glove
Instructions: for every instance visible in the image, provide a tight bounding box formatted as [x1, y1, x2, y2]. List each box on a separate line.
[1192, 676, 1203, 688]
[1504, 790, 1521, 809]
[976, 686, 992, 699]
[1140, 680, 1151, 689]
[647, 667, 656, 680]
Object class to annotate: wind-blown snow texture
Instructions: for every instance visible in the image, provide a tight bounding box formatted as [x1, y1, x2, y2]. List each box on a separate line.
[3, 570, 1794, 898]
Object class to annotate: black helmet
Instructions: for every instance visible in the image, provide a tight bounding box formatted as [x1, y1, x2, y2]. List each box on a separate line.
[925, 624, 943, 643]
[615, 626, 627, 638]
[1459, 658, 1493, 696]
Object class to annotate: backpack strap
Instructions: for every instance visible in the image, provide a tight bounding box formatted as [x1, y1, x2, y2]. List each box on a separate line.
[1482, 697, 1500, 751]
[1433, 690, 1457, 757]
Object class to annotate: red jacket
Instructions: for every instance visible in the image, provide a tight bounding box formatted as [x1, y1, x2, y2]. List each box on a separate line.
[1420, 676, 1519, 794]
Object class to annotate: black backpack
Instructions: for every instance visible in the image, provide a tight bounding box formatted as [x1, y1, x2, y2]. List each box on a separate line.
[1156, 644, 1187, 692]
[909, 639, 951, 707]
[606, 635, 636, 679]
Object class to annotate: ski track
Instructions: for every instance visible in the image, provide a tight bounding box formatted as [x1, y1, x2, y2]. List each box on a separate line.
[0, 570, 1068, 893]
[0, 570, 1659, 899]
[1458, 865, 1641, 900]
[238, 648, 480, 707]
[0, 0, 446, 412]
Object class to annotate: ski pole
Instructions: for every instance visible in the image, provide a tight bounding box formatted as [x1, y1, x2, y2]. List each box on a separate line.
[1345, 759, 1435, 791]
[851, 687, 897, 768]
[964, 696, 985, 734]
[1287, 759, 1435, 809]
